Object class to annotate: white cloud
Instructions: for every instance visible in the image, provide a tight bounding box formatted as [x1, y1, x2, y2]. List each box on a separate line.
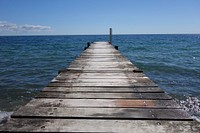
[0, 21, 18, 31]
[0, 21, 52, 33]
[20, 24, 51, 32]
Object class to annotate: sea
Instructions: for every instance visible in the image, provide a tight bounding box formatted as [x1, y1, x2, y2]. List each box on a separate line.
[0, 34, 200, 123]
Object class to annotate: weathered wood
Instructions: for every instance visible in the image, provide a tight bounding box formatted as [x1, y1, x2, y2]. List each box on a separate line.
[68, 66, 137, 72]
[58, 69, 142, 74]
[36, 92, 171, 100]
[1, 119, 199, 132]
[48, 82, 158, 87]
[69, 61, 134, 66]
[72, 59, 131, 62]
[1, 41, 197, 132]
[42, 86, 164, 93]
[68, 64, 133, 67]
[77, 55, 126, 58]
[24, 99, 181, 108]
[12, 107, 191, 120]
[57, 72, 146, 78]
[51, 77, 154, 83]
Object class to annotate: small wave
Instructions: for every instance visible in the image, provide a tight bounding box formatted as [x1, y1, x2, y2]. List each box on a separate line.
[0, 111, 13, 125]
[176, 96, 200, 122]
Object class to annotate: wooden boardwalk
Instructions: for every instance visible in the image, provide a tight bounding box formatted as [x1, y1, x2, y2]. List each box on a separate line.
[0, 42, 199, 132]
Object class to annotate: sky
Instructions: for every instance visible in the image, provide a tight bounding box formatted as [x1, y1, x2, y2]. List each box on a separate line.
[0, 0, 200, 35]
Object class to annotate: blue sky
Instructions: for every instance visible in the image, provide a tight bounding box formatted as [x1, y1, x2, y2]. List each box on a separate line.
[0, 0, 200, 35]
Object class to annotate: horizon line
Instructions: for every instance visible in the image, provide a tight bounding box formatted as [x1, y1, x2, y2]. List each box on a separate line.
[0, 33, 200, 37]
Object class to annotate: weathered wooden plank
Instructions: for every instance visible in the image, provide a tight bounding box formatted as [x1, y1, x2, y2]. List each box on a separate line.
[48, 82, 158, 87]
[79, 52, 120, 54]
[73, 58, 130, 62]
[55, 76, 146, 80]
[36, 92, 171, 100]
[58, 69, 142, 74]
[42, 86, 164, 93]
[80, 52, 120, 54]
[66, 67, 136, 71]
[12, 107, 191, 120]
[66, 65, 134, 69]
[57, 72, 146, 78]
[81, 53, 122, 56]
[84, 50, 119, 53]
[69, 61, 133, 65]
[70, 61, 135, 68]
[77, 54, 126, 58]
[1, 119, 199, 132]
[77, 55, 126, 58]
[24, 99, 181, 108]
[59, 69, 143, 74]
[89, 46, 114, 48]
[84, 48, 118, 51]
[51, 77, 154, 83]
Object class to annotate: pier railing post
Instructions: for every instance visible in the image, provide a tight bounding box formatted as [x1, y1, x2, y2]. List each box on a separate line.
[109, 28, 112, 44]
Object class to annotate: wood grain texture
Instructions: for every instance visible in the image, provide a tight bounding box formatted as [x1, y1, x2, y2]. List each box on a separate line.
[1, 119, 199, 133]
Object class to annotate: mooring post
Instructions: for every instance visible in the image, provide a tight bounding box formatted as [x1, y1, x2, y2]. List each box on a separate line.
[109, 28, 112, 44]
[87, 42, 91, 47]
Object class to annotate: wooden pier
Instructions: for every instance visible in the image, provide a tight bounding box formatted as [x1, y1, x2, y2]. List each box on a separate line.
[0, 42, 199, 132]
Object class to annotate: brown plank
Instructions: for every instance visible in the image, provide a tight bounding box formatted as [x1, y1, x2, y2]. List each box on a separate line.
[1, 119, 199, 132]
[24, 99, 181, 108]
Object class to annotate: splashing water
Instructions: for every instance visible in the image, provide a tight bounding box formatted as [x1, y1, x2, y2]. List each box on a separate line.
[176, 96, 200, 122]
[0, 111, 12, 125]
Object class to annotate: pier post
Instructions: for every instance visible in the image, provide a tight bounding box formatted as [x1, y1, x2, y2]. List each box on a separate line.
[109, 28, 112, 44]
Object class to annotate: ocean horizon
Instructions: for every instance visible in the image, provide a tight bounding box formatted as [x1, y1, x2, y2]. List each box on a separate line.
[0, 34, 199, 123]
[1, 33, 200, 36]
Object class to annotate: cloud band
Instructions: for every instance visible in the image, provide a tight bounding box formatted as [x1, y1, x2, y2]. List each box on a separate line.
[0, 21, 52, 33]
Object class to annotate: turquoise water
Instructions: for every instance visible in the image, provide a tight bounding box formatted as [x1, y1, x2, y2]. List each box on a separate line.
[0, 35, 200, 121]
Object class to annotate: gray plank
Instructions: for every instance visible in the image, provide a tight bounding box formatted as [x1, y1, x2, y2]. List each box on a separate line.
[1, 119, 199, 132]
[78, 55, 125, 58]
[58, 69, 142, 74]
[81, 53, 122, 56]
[24, 99, 181, 108]
[68, 64, 135, 69]
[57, 72, 146, 78]
[69, 61, 133, 65]
[36, 92, 171, 100]
[12, 107, 191, 120]
[48, 82, 158, 87]
[66, 67, 136, 71]
[72, 58, 130, 63]
[55, 77, 146, 80]
[42, 86, 164, 93]
[51, 77, 155, 83]
[58, 69, 141, 73]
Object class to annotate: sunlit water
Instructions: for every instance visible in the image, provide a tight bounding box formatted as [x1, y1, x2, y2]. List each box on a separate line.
[0, 35, 199, 123]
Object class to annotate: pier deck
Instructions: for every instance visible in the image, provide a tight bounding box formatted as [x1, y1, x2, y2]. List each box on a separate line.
[0, 42, 199, 132]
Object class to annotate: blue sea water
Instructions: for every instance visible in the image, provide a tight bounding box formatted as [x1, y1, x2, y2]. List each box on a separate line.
[0, 34, 200, 122]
